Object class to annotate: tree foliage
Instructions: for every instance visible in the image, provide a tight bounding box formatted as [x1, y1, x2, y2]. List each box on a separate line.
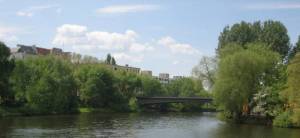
[192, 56, 217, 90]
[167, 78, 206, 97]
[280, 53, 300, 127]
[74, 64, 116, 108]
[105, 53, 116, 65]
[0, 42, 14, 105]
[10, 56, 78, 114]
[139, 75, 166, 97]
[213, 43, 281, 118]
[218, 20, 290, 57]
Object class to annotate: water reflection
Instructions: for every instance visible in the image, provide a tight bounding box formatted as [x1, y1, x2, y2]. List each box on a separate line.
[0, 112, 299, 138]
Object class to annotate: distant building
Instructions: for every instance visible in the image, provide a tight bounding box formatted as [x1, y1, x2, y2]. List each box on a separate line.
[173, 76, 184, 80]
[10, 44, 71, 59]
[10, 44, 37, 59]
[141, 70, 152, 76]
[51, 48, 63, 55]
[158, 73, 170, 84]
[36, 47, 50, 55]
[107, 64, 140, 74]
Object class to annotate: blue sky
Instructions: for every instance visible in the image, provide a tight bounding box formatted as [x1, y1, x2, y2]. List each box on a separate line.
[1, 0, 300, 76]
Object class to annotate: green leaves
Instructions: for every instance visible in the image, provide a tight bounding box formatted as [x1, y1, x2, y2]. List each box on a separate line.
[11, 56, 78, 114]
[0, 42, 15, 105]
[214, 43, 281, 116]
[218, 20, 290, 57]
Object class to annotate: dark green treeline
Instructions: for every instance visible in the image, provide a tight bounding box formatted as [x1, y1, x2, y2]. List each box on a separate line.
[0, 45, 210, 115]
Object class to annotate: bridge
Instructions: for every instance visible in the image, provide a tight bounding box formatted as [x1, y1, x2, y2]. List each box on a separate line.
[136, 97, 213, 105]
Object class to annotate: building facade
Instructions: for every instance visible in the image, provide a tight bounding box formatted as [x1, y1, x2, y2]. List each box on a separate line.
[107, 64, 141, 74]
[158, 73, 170, 84]
[140, 70, 152, 76]
[10, 44, 71, 59]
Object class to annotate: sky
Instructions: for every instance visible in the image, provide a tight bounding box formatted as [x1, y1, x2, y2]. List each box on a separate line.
[1, 0, 300, 76]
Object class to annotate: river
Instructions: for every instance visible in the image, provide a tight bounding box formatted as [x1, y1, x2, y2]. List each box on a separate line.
[0, 112, 299, 138]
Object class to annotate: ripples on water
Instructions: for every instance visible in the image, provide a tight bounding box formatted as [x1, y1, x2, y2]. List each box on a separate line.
[0, 112, 299, 138]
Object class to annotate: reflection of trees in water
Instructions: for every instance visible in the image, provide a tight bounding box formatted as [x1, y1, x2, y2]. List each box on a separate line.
[74, 113, 137, 137]
[212, 123, 300, 138]
[2, 113, 300, 138]
[0, 118, 15, 137]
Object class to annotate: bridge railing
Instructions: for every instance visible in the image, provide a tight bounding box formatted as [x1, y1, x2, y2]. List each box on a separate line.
[136, 96, 213, 105]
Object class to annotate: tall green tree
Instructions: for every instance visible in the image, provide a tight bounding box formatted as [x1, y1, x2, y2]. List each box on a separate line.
[0, 42, 14, 105]
[105, 54, 112, 64]
[167, 78, 206, 97]
[288, 36, 300, 60]
[218, 20, 290, 57]
[74, 64, 116, 108]
[111, 57, 116, 65]
[281, 53, 300, 127]
[140, 76, 166, 97]
[214, 43, 281, 119]
[11, 56, 78, 114]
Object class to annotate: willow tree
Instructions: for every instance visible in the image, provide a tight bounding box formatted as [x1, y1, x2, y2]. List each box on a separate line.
[213, 43, 280, 119]
[281, 53, 300, 127]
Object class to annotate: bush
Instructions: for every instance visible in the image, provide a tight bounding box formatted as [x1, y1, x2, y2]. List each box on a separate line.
[11, 56, 78, 114]
[273, 111, 293, 127]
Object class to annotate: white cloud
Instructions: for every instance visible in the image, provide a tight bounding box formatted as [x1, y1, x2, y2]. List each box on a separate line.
[96, 4, 159, 14]
[0, 25, 19, 42]
[172, 60, 180, 65]
[244, 2, 300, 10]
[112, 52, 143, 63]
[16, 4, 61, 17]
[52, 24, 154, 56]
[16, 11, 33, 17]
[53, 24, 87, 45]
[158, 36, 200, 55]
[52, 24, 201, 71]
[86, 30, 138, 50]
[129, 43, 154, 53]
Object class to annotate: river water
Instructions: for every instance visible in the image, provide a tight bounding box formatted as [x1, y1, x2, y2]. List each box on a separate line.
[0, 112, 299, 138]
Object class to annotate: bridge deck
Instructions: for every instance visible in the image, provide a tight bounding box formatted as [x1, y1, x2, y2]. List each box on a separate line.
[136, 97, 213, 105]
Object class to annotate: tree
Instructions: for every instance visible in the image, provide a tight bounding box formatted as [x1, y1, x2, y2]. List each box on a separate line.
[0, 42, 14, 105]
[114, 71, 142, 111]
[288, 36, 300, 60]
[105, 54, 112, 64]
[71, 53, 82, 64]
[297, 36, 300, 52]
[11, 56, 78, 114]
[139, 75, 166, 97]
[218, 20, 290, 57]
[218, 21, 258, 50]
[111, 57, 116, 65]
[213, 43, 281, 119]
[192, 56, 217, 90]
[74, 64, 116, 108]
[81, 55, 99, 64]
[167, 78, 206, 97]
[280, 53, 300, 127]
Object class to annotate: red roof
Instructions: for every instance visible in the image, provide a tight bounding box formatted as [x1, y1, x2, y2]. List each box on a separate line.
[36, 47, 50, 55]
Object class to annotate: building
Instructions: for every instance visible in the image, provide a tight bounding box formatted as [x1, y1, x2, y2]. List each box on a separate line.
[140, 70, 152, 76]
[36, 47, 50, 55]
[158, 73, 170, 84]
[173, 76, 185, 80]
[10, 44, 71, 59]
[108, 64, 140, 74]
[10, 44, 37, 59]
